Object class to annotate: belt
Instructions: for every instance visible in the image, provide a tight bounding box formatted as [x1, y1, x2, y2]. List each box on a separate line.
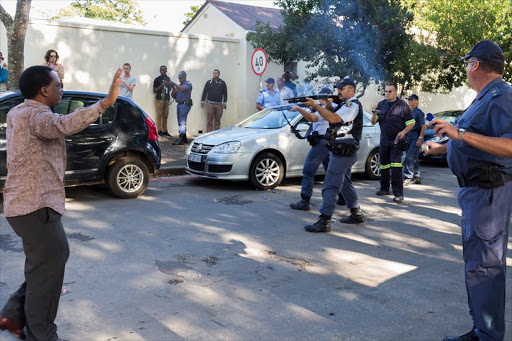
[177, 101, 190, 105]
[207, 100, 223, 105]
[457, 173, 512, 189]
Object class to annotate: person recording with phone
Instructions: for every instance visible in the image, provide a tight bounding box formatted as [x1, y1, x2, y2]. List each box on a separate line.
[153, 65, 173, 137]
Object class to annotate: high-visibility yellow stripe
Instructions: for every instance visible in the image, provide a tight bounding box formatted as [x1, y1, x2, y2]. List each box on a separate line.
[405, 119, 415, 126]
[380, 164, 391, 169]
[391, 163, 402, 167]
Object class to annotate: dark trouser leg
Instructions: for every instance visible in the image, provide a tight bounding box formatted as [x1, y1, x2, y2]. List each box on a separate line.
[390, 147, 404, 197]
[457, 182, 511, 341]
[6, 208, 70, 341]
[301, 141, 330, 200]
[403, 131, 419, 179]
[379, 144, 391, 191]
[319, 153, 357, 217]
[177, 104, 191, 135]
[1, 283, 26, 329]
[340, 164, 360, 209]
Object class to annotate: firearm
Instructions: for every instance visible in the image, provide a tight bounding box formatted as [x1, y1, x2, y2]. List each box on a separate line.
[286, 94, 341, 104]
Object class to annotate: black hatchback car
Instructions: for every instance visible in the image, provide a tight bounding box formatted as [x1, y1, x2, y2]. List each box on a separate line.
[0, 91, 161, 198]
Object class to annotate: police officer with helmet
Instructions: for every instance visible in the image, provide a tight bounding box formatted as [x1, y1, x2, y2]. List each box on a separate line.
[425, 40, 512, 341]
[289, 87, 346, 211]
[303, 78, 365, 233]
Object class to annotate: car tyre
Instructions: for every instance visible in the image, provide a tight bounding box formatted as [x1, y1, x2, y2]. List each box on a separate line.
[107, 157, 149, 198]
[249, 152, 284, 190]
[365, 148, 381, 180]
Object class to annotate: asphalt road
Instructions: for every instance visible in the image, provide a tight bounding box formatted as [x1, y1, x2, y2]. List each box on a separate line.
[0, 165, 511, 340]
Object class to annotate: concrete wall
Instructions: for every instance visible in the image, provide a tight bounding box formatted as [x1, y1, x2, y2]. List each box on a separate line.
[0, 19, 240, 136]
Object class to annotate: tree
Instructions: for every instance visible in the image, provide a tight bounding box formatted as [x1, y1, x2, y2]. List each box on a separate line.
[183, 5, 201, 26]
[247, 0, 415, 95]
[406, 0, 512, 92]
[0, 0, 32, 90]
[53, 0, 146, 26]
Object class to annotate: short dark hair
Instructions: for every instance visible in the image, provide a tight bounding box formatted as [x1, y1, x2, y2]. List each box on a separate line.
[19, 65, 53, 99]
[213, 69, 220, 73]
[385, 83, 398, 91]
[476, 58, 505, 75]
[123, 63, 131, 68]
[160, 65, 167, 69]
[44, 49, 59, 63]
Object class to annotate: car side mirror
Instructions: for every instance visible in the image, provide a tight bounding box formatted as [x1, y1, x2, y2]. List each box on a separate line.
[295, 123, 310, 132]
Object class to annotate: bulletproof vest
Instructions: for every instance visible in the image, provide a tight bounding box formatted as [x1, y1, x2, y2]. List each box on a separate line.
[329, 99, 363, 141]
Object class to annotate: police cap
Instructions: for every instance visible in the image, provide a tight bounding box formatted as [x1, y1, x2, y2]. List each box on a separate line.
[334, 78, 356, 89]
[407, 94, 419, 100]
[459, 40, 505, 65]
[319, 86, 333, 95]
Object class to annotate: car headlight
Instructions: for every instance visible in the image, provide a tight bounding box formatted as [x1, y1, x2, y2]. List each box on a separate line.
[211, 141, 241, 153]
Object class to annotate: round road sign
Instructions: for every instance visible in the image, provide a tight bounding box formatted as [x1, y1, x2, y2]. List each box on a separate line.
[251, 48, 268, 76]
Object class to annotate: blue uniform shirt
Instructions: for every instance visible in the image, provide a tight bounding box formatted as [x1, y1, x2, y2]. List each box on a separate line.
[376, 97, 414, 145]
[448, 77, 512, 179]
[411, 107, 425, 131]
[257, 89, 281, 108]
[176, 80, 192, 103]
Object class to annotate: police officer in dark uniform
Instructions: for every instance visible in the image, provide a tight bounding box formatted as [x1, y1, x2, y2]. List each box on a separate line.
[425, 40, 512, 341]
[289, 87, 346, 211]
[170, 70, 192, 145]
[371, 84, 415, 203]
[303, 78, 365, 233]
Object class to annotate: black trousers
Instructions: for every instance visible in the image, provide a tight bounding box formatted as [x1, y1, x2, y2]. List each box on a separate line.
[379, 144, 404, 197]
[2, 208, 69, 341]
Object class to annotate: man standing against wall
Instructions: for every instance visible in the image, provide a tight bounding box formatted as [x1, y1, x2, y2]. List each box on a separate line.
[256, 78, 281, 110]
[371, 84, 415, 203]
[200, 69, 227, 132]
[403, 94, 426, 185]
[426, 40, 512, 341]
[171, 70, 192, 145]
[0, 66, 121, 340]
[120, 63, 136, 99]
[153, 65, 172, 137]
[283, 71, 298, 96]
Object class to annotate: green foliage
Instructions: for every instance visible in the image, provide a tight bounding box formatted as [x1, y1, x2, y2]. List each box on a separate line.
[408, 0, 512, 92]
[52, 0, 146, 26]
[247, 0, 416, 94]
[183, 5, 201, 26]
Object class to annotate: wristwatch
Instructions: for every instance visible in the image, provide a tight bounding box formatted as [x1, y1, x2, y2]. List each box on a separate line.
[457, 128, 466, 141]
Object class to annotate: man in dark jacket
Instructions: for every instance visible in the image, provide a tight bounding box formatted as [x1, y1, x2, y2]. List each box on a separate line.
[200, 69, 227, 132]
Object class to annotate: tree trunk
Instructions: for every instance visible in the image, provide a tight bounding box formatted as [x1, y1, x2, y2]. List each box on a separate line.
[0, 0, 32, 90]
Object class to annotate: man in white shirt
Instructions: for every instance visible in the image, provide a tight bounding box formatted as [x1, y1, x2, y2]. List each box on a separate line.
[277, 77, 294, 104]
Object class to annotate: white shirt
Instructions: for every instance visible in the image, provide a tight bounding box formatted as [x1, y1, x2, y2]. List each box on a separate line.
[335, 96, 359, 138]
[278, 86, 294, 104]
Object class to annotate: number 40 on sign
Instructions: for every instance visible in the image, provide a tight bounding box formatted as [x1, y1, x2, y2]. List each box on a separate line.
[251, 48, 268, 76]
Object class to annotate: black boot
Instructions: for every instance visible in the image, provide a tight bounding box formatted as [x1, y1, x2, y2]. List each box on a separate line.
[443, 327, 479, 341]
[290, 199, 310, 211]
[340, 207, 364, 224]
[173, 134, 185, 145]
[336, 194, 346, 206]
[305, 215, 331, 233]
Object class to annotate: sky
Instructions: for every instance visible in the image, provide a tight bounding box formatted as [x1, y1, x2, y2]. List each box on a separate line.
[0, 0, 278, 32]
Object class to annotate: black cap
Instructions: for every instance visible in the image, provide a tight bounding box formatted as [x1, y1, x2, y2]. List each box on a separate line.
[319, 86, 333, 95]
[334, 78, 356, 89]
[407, 94, 418, 100]
[459, 40, 505, 65]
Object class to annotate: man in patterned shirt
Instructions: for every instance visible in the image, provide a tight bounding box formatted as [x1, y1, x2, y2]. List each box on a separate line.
[0, 65, 121, 340]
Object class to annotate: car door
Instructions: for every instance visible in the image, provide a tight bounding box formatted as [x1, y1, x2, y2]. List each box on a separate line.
[54, 95, 116, 181]
[355, 113, 379, 169]
[286, 116, 312, 175]
[0, 96, 24, 189]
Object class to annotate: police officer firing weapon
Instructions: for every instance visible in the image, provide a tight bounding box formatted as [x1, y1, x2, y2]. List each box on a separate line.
[302, 78, 365, 233]
[425, 40, 512, 341]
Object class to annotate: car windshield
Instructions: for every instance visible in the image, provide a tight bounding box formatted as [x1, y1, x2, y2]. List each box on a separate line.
[434, 111, 464, 124]
[236, 106, 302, 129]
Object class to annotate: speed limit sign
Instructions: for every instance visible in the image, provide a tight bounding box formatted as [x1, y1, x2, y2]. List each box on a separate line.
[251, 48, 268, 76]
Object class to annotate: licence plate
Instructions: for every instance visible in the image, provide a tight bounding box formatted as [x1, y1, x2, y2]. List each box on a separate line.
[188, 153, 202, 163]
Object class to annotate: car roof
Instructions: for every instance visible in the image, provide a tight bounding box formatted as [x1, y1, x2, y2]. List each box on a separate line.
[0, 90, 134, 103]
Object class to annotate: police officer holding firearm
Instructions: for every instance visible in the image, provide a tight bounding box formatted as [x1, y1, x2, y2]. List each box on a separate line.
[289, 87, 346, 212]
[425, 40, 512, 341]
[303, 78, 365, 233]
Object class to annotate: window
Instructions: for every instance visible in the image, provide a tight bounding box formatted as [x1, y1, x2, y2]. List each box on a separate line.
[284, 62, 298, 75]
[0, 98, 24, 131]
[54, 97, 115, 125]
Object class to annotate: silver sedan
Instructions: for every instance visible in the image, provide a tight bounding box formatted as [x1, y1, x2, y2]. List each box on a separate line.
[185, 105, 381, 190]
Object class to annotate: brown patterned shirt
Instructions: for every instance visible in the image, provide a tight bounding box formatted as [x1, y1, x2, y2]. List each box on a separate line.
[3, 99, 105, 217]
